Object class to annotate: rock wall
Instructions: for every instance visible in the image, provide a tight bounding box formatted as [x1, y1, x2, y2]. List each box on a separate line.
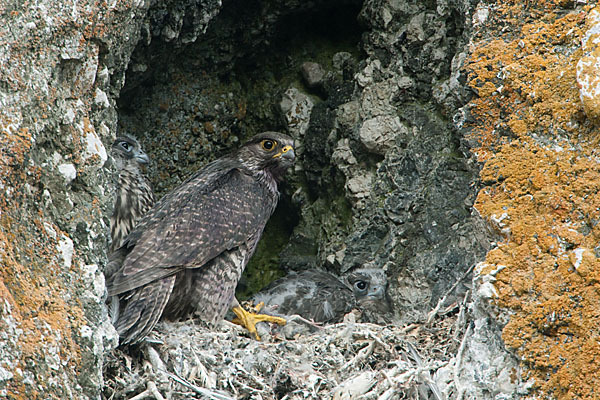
[1, 0, 598, 399]
[118, 0, 490, 322]
[0, 1, 221, 398]
[466, 2, 600, 399]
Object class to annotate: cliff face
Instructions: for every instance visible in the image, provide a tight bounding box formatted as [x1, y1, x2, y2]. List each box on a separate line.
[0, 1, 221, 398]
[0, 2, 137, 398]
[0, 0, 597, 399]
[467, 3, 600, 399]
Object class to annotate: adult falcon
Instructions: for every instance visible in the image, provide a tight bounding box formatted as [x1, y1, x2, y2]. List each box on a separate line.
[106, 132, 295, 345]
[109, 135, 154, 253]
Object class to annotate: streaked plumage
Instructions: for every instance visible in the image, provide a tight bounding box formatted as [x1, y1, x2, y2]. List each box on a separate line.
[106, 132, 295, 345]
[109, 135, 154, 253]
[251, 268, 393, 324]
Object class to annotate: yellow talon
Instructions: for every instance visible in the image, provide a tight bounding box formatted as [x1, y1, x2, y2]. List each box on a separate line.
[231, 302, 286, 340]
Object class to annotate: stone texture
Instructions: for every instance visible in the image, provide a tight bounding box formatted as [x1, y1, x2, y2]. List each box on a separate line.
[279, 87, 315, 138]
[358, 115, 408, 154]
[301, 61, 326, 88]
[441, 262, 527, 399]
[577, 6, 600, 125]
[0, 0, 222, 398]
[3, 0, 596, 399]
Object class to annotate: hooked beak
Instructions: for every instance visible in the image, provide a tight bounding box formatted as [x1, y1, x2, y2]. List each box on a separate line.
[135, 152, 150, 165]
[367, 286, 385, 300]
[359, 285, 392, 313]
[272, 145, 295, 161]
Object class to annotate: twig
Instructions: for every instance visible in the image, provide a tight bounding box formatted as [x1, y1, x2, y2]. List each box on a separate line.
[225, 378, 238, 397]
[128, 381, 165, 400]
[454, 322, 472, 400]
[377, 387, 396, 400]
[231, 379, 267, 396]
[453, 290, 470, 342]
[146, 346, 166, 373]
[341, 340, 375, 370]
[286, 314, 324, 331]
[233, 361, 268, 389]
[405, 342, 443, 400]
[380, 368, 395, 387]
[167, 371, 235, 400]
[400, 323, 420, 334]
[366, 329, 392, 352]
[427, 263, 476, 324]
[147, 381, 165, 400]
[190, 348, 215, 388]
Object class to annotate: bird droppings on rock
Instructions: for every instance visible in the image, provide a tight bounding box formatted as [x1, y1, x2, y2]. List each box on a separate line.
[57, 163, 77, 184]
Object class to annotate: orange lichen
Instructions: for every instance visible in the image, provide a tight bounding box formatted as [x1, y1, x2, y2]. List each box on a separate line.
[1, 123, 86, 398]
[0, 195, 84, 398]
[467, 2, 600, 399]
[0, 0, 135, 397]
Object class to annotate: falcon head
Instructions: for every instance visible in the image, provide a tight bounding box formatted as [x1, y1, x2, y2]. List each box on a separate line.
[346, 268, 393, 314]
[237, 132, 295, 182]
[111, 135, 150, 170]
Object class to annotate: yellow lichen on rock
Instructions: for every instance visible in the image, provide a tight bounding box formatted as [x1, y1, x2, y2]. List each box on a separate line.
[467, 2, 600, 399]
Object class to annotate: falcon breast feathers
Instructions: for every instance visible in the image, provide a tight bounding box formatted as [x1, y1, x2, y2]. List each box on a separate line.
[109, 134, 154, 254]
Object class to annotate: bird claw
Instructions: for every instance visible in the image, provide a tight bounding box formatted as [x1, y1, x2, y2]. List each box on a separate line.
[231, 302, 286, 340]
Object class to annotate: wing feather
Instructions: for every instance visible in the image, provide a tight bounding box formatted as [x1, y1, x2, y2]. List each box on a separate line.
[108, 159, 274, 296]
[253, 270, 356, 323]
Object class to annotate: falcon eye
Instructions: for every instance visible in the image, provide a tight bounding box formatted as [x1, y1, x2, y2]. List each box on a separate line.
[120, 141, 131, 151]
[355, 281, 368, 291]
[261, 139, 276, 151]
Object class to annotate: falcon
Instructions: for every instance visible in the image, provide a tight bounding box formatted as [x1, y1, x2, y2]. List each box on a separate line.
[109, 135, 154, 253]
[250, 268, 393, 324]
[106, 132, 295, 345]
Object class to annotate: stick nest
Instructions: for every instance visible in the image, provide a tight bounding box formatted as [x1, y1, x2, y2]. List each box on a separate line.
[103, 292, 470, 400]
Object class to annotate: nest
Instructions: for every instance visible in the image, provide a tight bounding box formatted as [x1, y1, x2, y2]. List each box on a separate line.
[103, 265, 477, 399]
[103, 293, 470, 400]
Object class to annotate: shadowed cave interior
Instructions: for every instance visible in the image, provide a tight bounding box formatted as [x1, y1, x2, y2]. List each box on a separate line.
[114, 0, 487, 324]
[116, 0, 366, 299]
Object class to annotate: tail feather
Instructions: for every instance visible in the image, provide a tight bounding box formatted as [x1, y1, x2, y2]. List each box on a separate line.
[104, 245, 129, 285]
[115, 276, 176, 345]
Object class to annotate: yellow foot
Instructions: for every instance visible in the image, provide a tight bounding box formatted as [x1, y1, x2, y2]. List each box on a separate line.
[231, 302, 286, 340]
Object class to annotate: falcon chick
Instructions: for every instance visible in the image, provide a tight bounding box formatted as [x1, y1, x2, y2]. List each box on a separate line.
[251, 268, 393, 324]
[109, 135, 154, 253]
[106, 132, 295, 345]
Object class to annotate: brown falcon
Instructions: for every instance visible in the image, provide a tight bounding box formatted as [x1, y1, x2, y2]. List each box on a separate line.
[249, 268, 393, 324]
[109, 135, 154, 253]
[106, 132, 295, 345]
